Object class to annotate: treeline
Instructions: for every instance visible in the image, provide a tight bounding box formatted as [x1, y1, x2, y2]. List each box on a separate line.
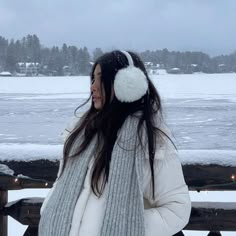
[0, 34, 236, 76]
[140, 49, 236, 73]
[0, 34, 101, 75]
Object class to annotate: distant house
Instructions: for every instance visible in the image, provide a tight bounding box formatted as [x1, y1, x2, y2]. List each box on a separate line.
[168, 68, 181, 74]
[0, 71, 12, 77]
[191, 64, 198, 67]
[191, 64, 200, 73]
[155, 69, 167, 75]
[144, 62, 162, 75]
[63, 66, 71, 76]
[144, 62, 153, 68]
[218, 64, 227, 73]
[17, 62, 40, 76]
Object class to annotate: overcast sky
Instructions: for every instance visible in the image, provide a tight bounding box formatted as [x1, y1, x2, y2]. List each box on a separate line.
[0, 0, 235, 56]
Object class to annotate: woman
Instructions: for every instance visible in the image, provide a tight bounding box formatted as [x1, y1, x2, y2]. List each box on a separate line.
[39, 50, 191, 236]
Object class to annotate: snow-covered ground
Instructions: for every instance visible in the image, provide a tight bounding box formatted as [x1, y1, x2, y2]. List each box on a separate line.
[1, 74, 236, 235]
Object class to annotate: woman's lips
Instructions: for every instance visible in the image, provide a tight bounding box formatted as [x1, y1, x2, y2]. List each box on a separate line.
[92, 96, 101, 101]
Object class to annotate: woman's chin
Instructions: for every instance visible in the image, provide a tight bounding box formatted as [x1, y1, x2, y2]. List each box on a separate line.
[94, 104, 103, 110]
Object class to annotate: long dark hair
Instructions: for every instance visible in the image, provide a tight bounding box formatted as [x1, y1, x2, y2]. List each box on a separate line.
[62, 50, 168, 199]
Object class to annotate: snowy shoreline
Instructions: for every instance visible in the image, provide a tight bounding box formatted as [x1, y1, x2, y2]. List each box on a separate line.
[1, 74, 236, 99]
[0, 143, 236, 166]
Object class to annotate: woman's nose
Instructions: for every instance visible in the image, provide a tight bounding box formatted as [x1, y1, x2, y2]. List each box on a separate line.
[91, 81, 97, 92]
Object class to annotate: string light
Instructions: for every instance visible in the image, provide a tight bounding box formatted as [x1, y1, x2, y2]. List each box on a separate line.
[194, 175, 236, 192]
[9, 175, 52, 188]
[231, 175, 235, 181]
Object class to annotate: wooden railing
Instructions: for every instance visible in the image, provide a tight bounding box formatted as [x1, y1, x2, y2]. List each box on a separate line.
[0, 160, 236, 236]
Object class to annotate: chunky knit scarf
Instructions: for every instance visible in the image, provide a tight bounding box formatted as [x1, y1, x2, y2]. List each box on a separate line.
[39, 115, 145, 236]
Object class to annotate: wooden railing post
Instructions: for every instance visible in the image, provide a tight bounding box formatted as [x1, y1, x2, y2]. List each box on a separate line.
[24, 226, 38, 236]
[0, 190, 8, 236]
[207, 232, 222, 236]
[173, 231, 184, 236]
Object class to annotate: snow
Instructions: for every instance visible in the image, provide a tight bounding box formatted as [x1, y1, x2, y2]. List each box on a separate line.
[17, 62, 40, 67]
[0, 73, 236, 236]
[151, 73, 236, 100]
[0, 143, 62, 161]
[180, 149, 236, 166]
[156, 69, 167, 75]
[9, 93, 87, 100]
[192, 201, 236, 210]
[0, 71, 12, 76]
[0, 164, 14, 175]
[1, 144, 236, 167]
[0, 73, 236, 100]
[0, 76, 90, 94]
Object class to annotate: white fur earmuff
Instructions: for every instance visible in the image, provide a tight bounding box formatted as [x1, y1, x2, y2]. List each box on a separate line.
[114, 51, 148, 102]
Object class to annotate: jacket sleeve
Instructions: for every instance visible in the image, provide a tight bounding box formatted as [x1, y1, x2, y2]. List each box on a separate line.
[143, 135, 191, 236]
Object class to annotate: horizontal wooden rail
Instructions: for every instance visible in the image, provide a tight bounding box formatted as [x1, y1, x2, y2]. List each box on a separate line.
[0, 173, 53, 190]
[3, 198, 43, 226]
[183, 164, 236, 191]
[187, 202, 236, 231]
[0, 160, 59, 182]
[1, 160, 236, 191]
[2, 198, 236, 231]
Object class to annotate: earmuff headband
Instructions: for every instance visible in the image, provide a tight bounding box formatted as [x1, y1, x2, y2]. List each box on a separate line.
[121, 50, 134, 66]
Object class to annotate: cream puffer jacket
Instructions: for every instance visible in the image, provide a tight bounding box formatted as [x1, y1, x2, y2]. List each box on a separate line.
[41, 119, 191, 236]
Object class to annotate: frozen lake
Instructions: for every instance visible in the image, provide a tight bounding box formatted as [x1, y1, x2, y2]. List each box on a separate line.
[1, 94, 236, 150]
[0, 74, 236, 151]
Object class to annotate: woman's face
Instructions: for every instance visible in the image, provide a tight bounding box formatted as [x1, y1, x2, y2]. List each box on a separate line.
[91, 64, 105, 110]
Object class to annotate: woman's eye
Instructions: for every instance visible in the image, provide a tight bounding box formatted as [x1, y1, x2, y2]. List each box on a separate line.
[91, 78, 95, 84]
